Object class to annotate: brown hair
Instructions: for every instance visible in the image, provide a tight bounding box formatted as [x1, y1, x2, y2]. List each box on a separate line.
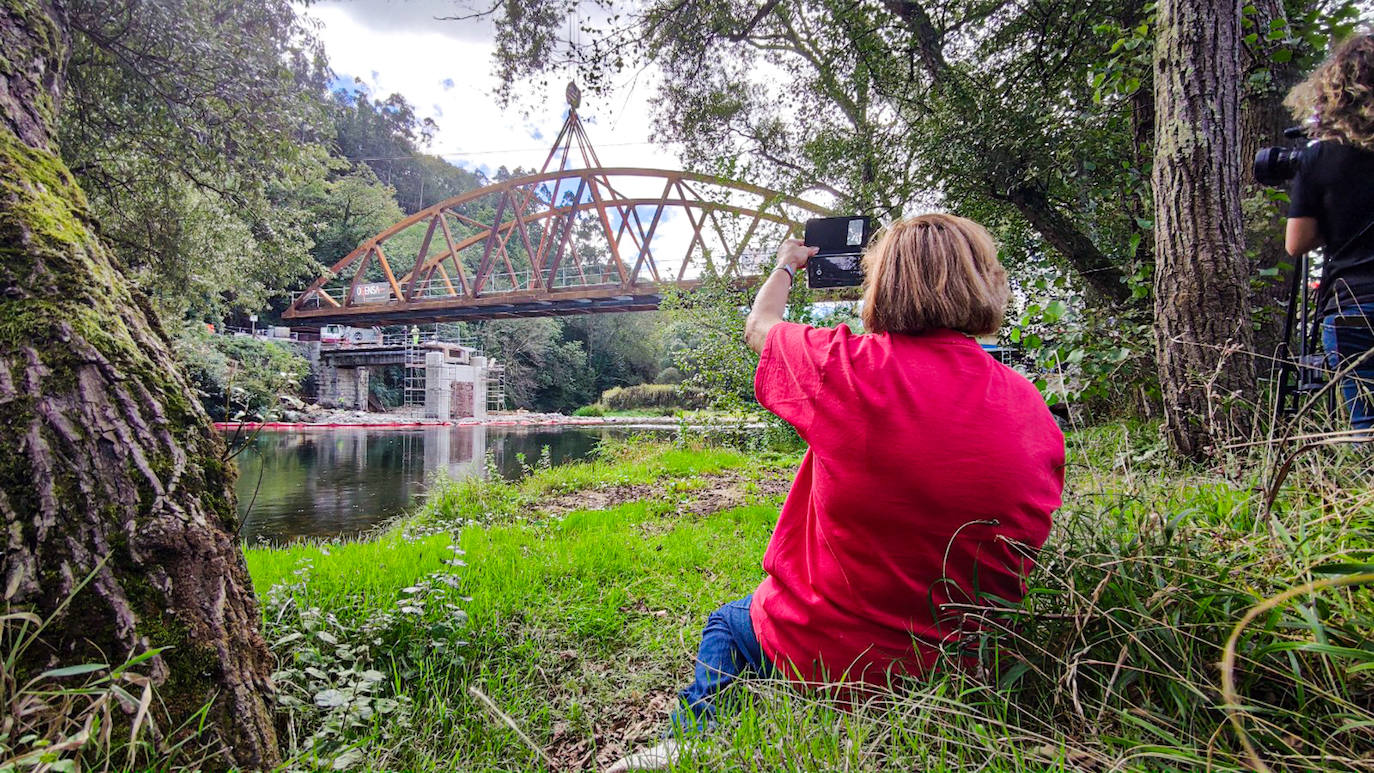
[860, 213, 1009, 337]
[1285, 32, 1374, 151]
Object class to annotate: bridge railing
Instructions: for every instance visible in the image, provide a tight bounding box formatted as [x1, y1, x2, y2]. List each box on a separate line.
[287, 249, 776, 314]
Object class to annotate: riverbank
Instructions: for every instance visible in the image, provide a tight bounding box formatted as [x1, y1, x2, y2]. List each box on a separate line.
[216, 408, 757, 431]
[243, 426, 1374, 772]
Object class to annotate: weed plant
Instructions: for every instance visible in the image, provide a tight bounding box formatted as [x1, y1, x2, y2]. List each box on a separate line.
[598, 385, 707, 413]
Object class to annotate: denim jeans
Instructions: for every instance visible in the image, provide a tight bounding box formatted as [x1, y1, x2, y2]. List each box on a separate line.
[670, 595, 773, 734]
[1321, 303, 1374, 432]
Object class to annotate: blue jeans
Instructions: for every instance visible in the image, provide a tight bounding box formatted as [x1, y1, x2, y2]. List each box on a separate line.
[670, 595, 773, 734]
[1322, 303, 1374, 432]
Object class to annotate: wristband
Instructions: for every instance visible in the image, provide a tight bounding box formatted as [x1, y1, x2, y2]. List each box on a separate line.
[773, 264, 796, 283]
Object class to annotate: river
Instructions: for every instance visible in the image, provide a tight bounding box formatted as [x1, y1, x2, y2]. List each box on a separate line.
[230, 425, 662, 544]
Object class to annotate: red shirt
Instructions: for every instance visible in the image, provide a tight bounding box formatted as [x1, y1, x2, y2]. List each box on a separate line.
[750, 323, 1064, 685]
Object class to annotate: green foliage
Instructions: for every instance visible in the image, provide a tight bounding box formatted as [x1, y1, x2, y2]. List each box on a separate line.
[658, 274, 816, 452]
[58, 0, 335, 322]
[1089, 9, 1156, 106]
[368, 367, 405, 411]
[330, 86, 485, 215]
[461, 313, 668, 413]
[253, 534, 464, 768]
[89, 161, 320, 322]
[658, 277, 760, 413]
[1007, 263, 1155, 411]
[54, 4, 489, 327]
[296, 162, 406, 270]
[598, 384, 706, 412]
[172, 325, 307, 420]
[571, 404, 605, 417]
[560, 313, 663, 396]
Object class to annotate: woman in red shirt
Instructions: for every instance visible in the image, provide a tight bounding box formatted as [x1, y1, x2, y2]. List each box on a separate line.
[609, 214, 1065, 772]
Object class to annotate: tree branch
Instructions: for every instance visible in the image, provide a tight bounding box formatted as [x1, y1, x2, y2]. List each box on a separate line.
[727, 0, 784, 41]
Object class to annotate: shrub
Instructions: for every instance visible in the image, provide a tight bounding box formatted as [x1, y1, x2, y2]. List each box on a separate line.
[599, 383, 706, 412]
[173, 323, 309, 420]
[572, 404, 605, 417]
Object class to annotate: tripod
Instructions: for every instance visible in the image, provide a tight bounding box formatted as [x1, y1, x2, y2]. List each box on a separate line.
[1274, 251, 1330, 420]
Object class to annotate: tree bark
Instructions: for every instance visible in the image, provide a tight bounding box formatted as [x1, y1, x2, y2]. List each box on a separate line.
[0, 2, 279, 769]
[1151, 0, 1256, 457]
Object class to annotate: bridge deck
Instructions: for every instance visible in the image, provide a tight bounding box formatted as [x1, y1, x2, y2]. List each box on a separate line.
[288, 291, 667, 327]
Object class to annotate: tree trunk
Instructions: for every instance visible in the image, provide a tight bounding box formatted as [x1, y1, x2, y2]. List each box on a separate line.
[0, 2, 279, 769]
[1151, 0, 1256, 458]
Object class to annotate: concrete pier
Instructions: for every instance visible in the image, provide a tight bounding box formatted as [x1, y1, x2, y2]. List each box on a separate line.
[310, 338, 493, 419]
[321, 365, 370, 411]
[423, 349, 489, 422]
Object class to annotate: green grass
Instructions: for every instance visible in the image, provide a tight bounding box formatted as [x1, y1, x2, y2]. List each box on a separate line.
[242, 428, 1374, 772]
[437, 499, 779, 768]
[245, 532, 456, 619]
[244, 438, 792, 770]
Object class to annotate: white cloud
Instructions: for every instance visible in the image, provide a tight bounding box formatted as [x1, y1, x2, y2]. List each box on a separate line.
[307, 2, 674, 175]
[305, 1, 805, 278]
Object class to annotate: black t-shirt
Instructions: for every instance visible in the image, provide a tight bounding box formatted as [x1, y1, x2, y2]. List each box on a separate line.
[1288, 140, 1374, 312]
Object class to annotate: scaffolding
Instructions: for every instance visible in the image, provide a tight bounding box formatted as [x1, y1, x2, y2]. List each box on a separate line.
[402, 337, 425, 415]
[376, 324, 497, 416]
[389, 326, 437, 416]
[486, 363, 506, 413]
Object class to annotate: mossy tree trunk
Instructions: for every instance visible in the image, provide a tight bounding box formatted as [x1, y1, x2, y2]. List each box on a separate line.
[1151, 0, 1256, 458]
[0, 2, 278, 768]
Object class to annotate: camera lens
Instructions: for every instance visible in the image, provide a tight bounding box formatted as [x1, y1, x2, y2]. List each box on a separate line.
[1253, 146, 1303, 187]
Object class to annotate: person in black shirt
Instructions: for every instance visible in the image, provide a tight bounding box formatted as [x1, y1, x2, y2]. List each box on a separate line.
[1285, 33, 1374, 433]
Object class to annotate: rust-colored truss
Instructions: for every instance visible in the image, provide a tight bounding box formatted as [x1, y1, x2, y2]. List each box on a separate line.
[284, 106, 831, 326]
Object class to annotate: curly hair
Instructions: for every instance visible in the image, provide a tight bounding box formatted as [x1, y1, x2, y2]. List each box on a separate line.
[1285, 32, 1374, 150]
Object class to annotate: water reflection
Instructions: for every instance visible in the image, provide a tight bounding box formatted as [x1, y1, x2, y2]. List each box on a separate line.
[232, 425, 651, 544]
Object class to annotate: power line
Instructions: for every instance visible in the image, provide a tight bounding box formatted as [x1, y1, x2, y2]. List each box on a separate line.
[356, 139, 682, 163]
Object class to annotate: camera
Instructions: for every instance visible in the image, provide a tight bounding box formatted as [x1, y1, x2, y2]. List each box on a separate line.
[1253, 126, 1310, 186]
[804, 216, 873, 289]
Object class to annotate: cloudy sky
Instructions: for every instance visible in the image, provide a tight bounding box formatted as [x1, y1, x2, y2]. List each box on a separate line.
[303, 0, 675, 177]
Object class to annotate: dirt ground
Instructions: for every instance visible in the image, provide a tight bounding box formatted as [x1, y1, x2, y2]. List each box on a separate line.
[534, 467, 795, 520]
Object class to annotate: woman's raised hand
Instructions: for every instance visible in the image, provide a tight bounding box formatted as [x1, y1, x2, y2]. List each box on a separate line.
[776, 238, 818, 272]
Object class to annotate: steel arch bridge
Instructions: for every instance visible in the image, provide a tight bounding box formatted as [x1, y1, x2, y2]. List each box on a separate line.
[284, 90, 832, 326]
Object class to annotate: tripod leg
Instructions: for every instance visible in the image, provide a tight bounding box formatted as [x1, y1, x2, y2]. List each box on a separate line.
[1275, 253, 1306, 418]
